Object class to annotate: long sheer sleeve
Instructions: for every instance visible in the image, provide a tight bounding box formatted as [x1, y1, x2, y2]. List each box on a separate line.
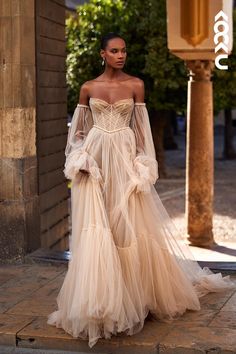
[63, 104, 101, 181]
[130, 103, 159, 193]
[64, 104, 93, 157]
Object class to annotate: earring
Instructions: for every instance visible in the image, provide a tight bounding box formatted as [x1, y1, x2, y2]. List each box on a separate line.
[102, 58, 105, 66]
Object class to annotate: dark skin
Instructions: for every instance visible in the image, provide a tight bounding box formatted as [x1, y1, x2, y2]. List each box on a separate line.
[78, 37, 145, 105]
[78, 37, 145, 174]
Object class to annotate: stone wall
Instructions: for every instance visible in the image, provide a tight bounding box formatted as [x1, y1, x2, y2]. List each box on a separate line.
[36, 0, 69, 250]
[0, 0, 40, 262]
[0, 0, 69, 262]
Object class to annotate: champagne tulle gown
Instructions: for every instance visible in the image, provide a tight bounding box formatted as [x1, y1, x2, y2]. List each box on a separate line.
[47, 97, 235, 348]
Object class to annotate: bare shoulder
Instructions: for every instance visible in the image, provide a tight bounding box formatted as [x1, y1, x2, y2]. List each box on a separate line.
[80, 77, 102, 91]
[80, 79, 93, 92]
[125, 75, 144, 86]
[127, 75, 144, 91]
[86, 75, 104, 85]
[130, 76, 144, 85]
[126, 76, 145, 102]
[79, 77, 106, 104]
[78, 80, 93, 105]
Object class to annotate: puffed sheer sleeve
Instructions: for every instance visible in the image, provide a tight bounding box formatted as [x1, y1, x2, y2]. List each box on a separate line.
[63, 104, 101, 181]
[130, 103, 159, 192]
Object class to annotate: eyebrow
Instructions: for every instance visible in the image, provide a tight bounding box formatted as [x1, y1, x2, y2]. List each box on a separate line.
[109, 47, 126, 50]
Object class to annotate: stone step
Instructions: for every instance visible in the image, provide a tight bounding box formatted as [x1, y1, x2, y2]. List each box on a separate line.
[0, 347, 90, 354]
[2, 315, 236, 354]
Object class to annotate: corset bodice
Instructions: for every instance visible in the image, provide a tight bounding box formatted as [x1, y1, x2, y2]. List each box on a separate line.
[89, 98, 134, 132]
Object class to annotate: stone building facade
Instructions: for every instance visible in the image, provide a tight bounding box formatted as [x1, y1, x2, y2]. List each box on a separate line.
[0, 0, 69, 263]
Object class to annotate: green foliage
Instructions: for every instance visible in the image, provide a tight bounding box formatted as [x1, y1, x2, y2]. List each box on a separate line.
[66, 0, 188, 113]
[66, 0, 130, 112]
[130, 0, 188, 111]
[66, 0, 236, 115]
[212, 9, 236, 114]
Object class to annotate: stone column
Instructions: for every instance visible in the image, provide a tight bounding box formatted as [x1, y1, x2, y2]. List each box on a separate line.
[0, 1, 40, 263]
[185, 60, 215, 248]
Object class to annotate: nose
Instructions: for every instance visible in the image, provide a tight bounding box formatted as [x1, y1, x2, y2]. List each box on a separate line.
[118, 51, 125, 59]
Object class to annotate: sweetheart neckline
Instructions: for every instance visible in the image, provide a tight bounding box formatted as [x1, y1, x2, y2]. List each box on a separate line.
[89, 97, 134, 106]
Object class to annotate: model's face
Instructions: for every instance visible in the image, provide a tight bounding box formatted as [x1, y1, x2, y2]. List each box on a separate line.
[101, 38, 127, 69]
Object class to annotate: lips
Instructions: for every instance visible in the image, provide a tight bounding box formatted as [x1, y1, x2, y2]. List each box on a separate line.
[116, 61, 124, 64]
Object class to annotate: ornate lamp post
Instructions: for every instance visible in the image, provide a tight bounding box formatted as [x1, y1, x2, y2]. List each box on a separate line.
[166, 0, 233, 247]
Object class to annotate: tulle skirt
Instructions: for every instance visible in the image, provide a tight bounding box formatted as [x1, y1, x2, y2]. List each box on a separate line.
[47, 126, 235, 348]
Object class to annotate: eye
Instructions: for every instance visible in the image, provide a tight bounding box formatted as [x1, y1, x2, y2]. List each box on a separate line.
[111, 49, 118, 53]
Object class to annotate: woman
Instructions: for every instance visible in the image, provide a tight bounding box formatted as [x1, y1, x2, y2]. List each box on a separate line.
[47, 32, 235, 348]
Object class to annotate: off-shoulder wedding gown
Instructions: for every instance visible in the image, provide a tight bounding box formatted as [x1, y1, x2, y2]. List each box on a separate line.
[47, 97, 235, 348]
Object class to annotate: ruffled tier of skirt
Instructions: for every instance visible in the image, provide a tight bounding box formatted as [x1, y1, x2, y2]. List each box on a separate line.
[47, 169, 235, 348]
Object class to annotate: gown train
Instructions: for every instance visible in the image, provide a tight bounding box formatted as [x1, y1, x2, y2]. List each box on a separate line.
[47, 97, 235, 348]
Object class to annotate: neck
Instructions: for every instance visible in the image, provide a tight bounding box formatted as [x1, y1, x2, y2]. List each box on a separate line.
[102, 66, 124, 81]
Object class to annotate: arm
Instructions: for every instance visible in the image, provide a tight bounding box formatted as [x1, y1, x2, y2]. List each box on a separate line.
[133, 78, 145, 103]
[78, 81, 90, 106]
[130, 79, 159, 192]
[63, 83, 101, 180]
[74, 83, 91, 173]
[65, 83, 93, 157]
